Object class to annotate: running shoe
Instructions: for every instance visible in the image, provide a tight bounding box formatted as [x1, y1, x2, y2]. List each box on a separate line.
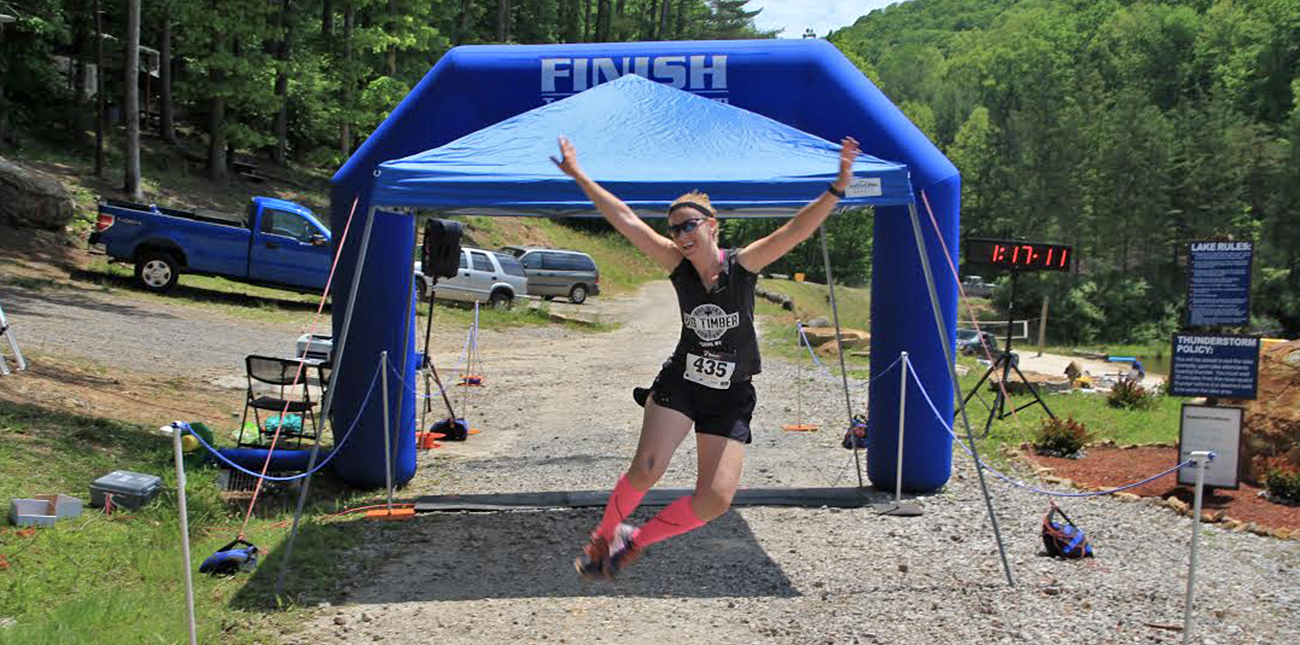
[574, 532, 611, 580]
[604, 523, 644, 578]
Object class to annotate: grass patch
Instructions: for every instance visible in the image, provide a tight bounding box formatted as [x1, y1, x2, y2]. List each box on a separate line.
[2, 277, 59, 292]
[450, 216, 663, 297]
[756, 277, 873, 378]
[77, 258, 327, 323]
[953, 355, 1181, 463]
[0, 400, 385, 644]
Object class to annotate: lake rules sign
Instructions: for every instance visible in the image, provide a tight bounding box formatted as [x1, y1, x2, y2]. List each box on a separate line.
[1187, 241, 1253, 327]
[1177, 405, 1243, 489]
[1169, 333, 1260, 399]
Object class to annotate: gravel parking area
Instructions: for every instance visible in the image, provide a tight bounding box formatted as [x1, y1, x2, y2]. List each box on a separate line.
[283, 281, 1299, 645]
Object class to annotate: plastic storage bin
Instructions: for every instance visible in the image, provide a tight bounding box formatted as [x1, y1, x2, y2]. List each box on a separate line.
[90, 471, 162, 510]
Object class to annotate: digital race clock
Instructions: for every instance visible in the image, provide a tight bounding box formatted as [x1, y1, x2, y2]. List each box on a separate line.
[964, 238, 1073, 272]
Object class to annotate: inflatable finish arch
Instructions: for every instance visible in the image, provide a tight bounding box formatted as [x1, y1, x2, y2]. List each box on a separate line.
[330, 39, 960, 492]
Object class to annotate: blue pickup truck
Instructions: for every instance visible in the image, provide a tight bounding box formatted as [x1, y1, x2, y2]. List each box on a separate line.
[89, 196, 332, 293]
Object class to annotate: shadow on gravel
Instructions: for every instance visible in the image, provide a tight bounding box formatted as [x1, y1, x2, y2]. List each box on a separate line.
[230, 508, 798, 609]
[0, 282, 180, 321]
[68, 268, 327, 313]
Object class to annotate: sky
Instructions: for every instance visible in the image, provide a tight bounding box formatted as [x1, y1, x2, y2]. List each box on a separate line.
[750, 0, 899, 39]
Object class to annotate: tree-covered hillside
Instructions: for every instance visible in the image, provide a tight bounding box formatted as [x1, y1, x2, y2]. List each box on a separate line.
[0, 0, 775, 173]
[831, 0, 1300, 340]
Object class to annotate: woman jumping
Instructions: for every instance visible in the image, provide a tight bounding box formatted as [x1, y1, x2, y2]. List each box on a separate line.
[551, 134, 861, 579]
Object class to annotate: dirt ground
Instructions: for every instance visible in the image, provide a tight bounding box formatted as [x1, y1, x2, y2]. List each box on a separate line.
[1026, 446, 1300, 533]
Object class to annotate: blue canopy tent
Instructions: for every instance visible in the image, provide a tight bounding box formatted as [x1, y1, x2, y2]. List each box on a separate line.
[323, 40, 964, 498]
[373, 74, 913, 214]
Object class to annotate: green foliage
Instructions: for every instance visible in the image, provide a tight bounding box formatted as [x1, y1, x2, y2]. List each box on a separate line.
[1032, 415, 1093, 458]
[722, 207, 873, 286]
[833, 0, 1300, 342]
[1263, 462, 1300, 505]
[1107, 378, 1158, 411]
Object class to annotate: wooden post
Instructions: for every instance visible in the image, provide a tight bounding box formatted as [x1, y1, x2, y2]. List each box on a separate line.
[1036, 295, 1049, 357]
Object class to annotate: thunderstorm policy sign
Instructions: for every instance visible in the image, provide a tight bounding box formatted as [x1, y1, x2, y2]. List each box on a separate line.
[1169, 333, 1260, 399]
[1187, 240, 1253, 327]
[1177, 405, 1243, 489]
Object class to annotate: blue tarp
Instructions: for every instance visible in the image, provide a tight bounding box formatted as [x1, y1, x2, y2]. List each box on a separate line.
[372, 74, 913, 215]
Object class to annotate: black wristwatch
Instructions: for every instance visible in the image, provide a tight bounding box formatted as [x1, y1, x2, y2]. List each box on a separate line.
[826, 183, 846, 198]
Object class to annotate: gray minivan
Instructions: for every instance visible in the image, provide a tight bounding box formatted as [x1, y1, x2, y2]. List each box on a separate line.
[500, 246, 601, 304]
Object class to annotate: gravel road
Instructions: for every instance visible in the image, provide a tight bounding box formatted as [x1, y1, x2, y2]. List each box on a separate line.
[281, 282, 1297, 645]
[0, 280, 310, 378]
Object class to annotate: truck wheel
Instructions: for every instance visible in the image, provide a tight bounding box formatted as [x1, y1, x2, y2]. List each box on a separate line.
[568, 284, 588, 304]
[135, 252, 180, 292]
[488, 290, 513, 309]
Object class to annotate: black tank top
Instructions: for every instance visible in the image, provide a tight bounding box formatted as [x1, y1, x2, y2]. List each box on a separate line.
[668, 248, 761, 383]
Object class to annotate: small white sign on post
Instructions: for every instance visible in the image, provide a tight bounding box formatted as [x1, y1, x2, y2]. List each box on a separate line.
[1177, 404, 1242, 489]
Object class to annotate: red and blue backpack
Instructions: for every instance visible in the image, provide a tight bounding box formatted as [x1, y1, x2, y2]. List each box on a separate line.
[1042, 502, 1094, 559]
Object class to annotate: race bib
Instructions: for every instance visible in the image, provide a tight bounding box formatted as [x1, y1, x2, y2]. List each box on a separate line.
[684, 352, 735, 390]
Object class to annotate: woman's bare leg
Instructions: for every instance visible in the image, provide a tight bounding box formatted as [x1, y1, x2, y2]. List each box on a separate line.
[690, 433, 745, 521]
[627, 433, 744, 555]
[626, 399, 695, 489]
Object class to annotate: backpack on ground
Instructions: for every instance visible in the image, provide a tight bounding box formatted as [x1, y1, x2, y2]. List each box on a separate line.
[1041, 501, 1094, 559]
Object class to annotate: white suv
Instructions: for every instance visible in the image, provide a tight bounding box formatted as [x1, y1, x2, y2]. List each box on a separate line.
[416, 248, 528, 307]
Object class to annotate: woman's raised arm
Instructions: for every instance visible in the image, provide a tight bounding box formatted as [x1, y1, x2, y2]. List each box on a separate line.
[552, 136, 682, 271]
[736, 137, 860, 274]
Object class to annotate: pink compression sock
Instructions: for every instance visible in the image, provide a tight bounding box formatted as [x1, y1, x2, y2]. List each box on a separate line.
[596, 474, 648, 540]
[631, 496, 707, 548]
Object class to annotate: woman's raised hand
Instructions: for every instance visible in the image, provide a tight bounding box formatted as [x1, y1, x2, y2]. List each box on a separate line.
[551, 136, 583, 179]
[835, 136, 861, 191]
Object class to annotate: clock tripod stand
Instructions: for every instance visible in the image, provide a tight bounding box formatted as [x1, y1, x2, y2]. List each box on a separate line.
[960, 269, 1056, 438]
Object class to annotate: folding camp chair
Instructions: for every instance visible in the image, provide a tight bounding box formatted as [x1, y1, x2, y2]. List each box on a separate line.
[236, 355, 320, 449]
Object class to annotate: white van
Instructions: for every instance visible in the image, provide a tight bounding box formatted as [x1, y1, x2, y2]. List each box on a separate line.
[415, 247, 528, 307]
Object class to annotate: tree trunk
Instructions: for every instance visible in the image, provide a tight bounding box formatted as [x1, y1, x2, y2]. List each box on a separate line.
[0, 23, 7, 151]
[659, 0, 671, 39]
[94, 0, 106, 177]
[322, 0, 334, 37]
[159, 6, 176, 143]
[674, 0, 685, 39]
[208, 17, 227, 181]
[70, 9, 88, 135]
[273, 0, 293, 166]
[497, 0, 510, 42]
[456, 0, 473, 45]
[614, 0, 625, 40]
[340, 2, 354, 159]
[124, 0, 143, 200]
[595, 0, 610, 41]
[385, 0, 397, 75]
[583, 0, 592, 41]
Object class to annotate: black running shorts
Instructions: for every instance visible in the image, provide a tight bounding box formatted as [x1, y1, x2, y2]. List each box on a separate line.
[643, 363, 756, 444]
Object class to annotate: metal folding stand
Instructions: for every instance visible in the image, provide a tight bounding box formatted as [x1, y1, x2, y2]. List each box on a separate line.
[960, 269, 1055, 438]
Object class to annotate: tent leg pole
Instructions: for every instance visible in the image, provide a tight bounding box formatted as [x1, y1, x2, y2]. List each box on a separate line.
[276, 204, 379, 598]
[390, 223, 418, 494]
[818, 222, 862, 489]
[906, 200, 1014, 587]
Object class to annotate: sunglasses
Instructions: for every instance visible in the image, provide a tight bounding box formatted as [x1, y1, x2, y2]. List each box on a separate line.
[667, 218, 706, 237]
